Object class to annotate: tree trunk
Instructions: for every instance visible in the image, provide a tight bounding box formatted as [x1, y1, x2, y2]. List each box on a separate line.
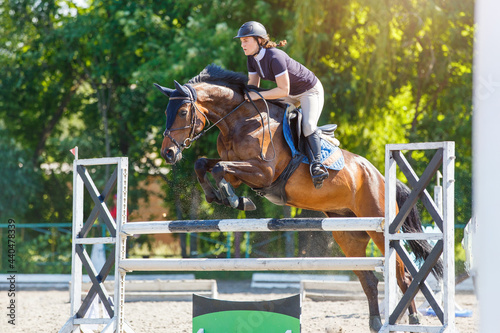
[33, 84, 78, 164]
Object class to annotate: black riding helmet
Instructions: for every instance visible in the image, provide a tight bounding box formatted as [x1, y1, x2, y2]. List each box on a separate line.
[234, 21, 267, 39]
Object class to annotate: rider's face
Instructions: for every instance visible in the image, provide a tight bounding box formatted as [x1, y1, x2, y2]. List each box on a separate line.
[240, 37, 260, 56]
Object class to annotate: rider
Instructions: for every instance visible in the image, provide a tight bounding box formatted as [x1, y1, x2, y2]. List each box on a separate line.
[234, 21, 329, 189]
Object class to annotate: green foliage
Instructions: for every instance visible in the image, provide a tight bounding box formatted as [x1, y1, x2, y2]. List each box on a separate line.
[288, 0, 473, 229]
[0, 127, 39, 220]
[0, 0, 473, 271]
[12, 232, 72, 274]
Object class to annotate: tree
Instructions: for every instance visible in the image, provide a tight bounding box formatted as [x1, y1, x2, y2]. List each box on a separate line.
[0, 0, 473, 267]
[288, 0, 473, 225]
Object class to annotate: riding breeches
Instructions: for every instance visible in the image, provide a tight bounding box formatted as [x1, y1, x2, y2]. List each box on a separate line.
[280, 80, 325, 137]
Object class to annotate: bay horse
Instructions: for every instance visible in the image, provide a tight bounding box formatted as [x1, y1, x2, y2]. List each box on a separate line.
[154, 64, 441, 332]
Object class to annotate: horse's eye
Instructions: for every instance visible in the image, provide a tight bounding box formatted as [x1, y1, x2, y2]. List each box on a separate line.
[180, 110, 188, 117]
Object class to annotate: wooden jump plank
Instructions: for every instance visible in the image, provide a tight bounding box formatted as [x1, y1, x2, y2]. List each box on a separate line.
[120, 257, 384, 272]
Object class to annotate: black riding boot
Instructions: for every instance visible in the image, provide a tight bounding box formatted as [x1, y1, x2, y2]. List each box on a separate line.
[305, 131, 329, 189]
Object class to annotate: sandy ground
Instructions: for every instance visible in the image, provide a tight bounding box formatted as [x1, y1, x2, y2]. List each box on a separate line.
[0, 280, 478, 333]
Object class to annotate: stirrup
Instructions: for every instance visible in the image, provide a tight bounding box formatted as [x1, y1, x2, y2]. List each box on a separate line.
[309, 163, 329, 189]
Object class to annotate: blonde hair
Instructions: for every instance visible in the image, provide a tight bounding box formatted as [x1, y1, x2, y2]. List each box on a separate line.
[259, 36, 287, 48]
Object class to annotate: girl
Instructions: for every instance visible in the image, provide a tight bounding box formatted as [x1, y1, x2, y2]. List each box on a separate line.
[235, 21, 329, 189]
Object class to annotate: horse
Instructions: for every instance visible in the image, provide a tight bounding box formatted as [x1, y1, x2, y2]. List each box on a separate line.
[154, 64, 441, 332]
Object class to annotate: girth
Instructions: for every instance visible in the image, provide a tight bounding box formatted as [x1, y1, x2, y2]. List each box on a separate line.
[252, 154, 303, 206]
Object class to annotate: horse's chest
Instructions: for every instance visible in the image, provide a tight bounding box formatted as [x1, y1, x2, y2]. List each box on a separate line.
[220, 135, 255, 161]
[220, 142, 242, 160]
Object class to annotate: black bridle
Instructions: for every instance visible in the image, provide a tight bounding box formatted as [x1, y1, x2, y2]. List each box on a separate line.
[163, 89, 276, 161]
[162, 96, 209, 150]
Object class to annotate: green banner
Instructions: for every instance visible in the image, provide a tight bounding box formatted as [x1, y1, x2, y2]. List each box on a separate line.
[193, 310, 299, 333]
[192, 294, 301, 333]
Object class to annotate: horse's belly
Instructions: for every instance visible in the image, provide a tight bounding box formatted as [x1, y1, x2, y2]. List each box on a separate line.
[284, 164, 352, 212]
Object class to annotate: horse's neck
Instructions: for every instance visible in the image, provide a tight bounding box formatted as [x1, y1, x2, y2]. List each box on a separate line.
[199, 84, 284, 136]
[207, 100, 283, 138]
[201, 89, 244, 135]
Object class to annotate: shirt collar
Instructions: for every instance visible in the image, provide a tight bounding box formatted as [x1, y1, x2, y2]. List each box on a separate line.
[254, 47, 266, 61]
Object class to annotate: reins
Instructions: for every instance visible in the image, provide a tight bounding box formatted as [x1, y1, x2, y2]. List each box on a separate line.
[244, 89, 277, 162]
[191, 100, 247, 142]
[164, 88, 277, 162]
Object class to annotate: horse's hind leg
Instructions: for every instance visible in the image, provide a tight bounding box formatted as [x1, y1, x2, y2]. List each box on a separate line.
[330, 229, 383, 332]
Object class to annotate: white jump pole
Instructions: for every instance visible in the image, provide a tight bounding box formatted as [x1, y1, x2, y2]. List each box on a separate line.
[473, 1, 500, 332]
[120, 257, 384, 272]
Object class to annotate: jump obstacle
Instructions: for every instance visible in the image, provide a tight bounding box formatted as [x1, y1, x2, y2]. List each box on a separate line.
[59, 141, 455, 333]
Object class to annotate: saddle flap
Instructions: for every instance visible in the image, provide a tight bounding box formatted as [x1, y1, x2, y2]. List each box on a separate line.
[286, 108, 302, 150]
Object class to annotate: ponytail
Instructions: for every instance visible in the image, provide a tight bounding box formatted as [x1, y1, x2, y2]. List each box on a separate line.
[259, 36, 287, 49]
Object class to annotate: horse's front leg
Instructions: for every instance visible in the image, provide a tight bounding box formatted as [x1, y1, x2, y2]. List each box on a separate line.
[194, 158, 223, 205]
[211, 160, 273, 211]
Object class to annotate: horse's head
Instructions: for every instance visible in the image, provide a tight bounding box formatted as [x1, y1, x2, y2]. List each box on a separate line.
[154, 81, 206, 164]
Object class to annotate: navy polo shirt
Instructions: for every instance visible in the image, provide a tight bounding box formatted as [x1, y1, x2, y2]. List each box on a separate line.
[247, 47, 318, 96]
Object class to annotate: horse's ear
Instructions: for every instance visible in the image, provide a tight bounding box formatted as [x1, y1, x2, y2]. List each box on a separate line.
[153, 83, 175, 97]
[174, 80, 190, 97]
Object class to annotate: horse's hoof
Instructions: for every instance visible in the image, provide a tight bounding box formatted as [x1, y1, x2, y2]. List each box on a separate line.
[218, 179, 239, 208]
[409, 313, 421, 325]
[369, 315, 382, 332]
[212, 198, 224, 205]
[237, 197, 256, 211]
[205, 194, 222, 205]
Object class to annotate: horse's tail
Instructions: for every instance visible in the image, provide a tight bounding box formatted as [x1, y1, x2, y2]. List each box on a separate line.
[396, 180, 444, 279]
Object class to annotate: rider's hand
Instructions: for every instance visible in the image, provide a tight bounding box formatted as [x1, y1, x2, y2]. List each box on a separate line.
[245, 91, 260, 102]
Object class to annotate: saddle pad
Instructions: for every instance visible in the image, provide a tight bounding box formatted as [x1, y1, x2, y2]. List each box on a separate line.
[283, 111, 345, 170]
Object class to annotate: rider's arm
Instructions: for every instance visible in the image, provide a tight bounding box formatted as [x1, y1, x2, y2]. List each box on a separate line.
[246, 71, 289, 101]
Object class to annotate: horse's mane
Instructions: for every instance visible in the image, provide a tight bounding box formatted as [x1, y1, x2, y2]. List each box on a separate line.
[188, 64, 248, 94]
[188, 64, 286, 108]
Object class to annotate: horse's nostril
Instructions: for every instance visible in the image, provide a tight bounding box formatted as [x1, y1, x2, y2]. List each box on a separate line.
[166, 149, 174, 159]
[162, 148, 176, 163]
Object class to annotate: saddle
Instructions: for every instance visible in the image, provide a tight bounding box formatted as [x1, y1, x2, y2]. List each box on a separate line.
[252, 107, 343, 206]
[286, 107, 340, 156]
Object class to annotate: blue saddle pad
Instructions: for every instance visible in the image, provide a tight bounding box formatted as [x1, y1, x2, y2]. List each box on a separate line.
[282, 110, 345, 171]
